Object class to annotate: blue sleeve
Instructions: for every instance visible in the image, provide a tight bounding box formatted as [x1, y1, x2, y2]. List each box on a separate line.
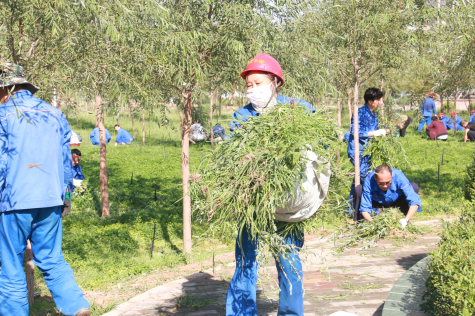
[397, 172, 421, 209]
[106, 129, 111, 142]
[0, 121, 7, 192]
[90, 130, 96, 142]
[229, 111, 245, 131]
[76, 165, 85, 180]
[350, 112, 371, 138]
[63, 118, 73, 199]
[127, 130, 133, 142]
[359, 177, 374, 214]
[115, 129, 121, 143]
[432, 102, 437, 115]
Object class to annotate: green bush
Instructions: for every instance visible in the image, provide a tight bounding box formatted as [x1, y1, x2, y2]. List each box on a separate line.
[443, 101, 455, 108]
[465, 155, 475, 201]
[422, 208, 475, 315]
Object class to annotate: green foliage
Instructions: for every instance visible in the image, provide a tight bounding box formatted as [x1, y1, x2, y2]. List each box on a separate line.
[422, 207, 475, 315]
[362, 135, 409, 170]
[464, 154, 475, 201]
[191, 103, 339, 258]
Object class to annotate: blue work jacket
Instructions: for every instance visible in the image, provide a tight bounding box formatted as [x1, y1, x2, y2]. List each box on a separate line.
[0, 90, 72, 212]
[229, 94, 315, 130]
[68, 164, 85, 193]
[420, 98, 436, 117]
[360, 168, 421, 214]
[90, 127, 111, 145]
[347, 104, 378, 159]
[440, 116, 451, 129]
[470, 115, 475, 123]
[116, 128, 133, 144]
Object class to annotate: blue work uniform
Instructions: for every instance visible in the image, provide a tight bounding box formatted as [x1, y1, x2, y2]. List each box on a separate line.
[446, 116, 464, 131]
[226, 94, 313, 316]
[417, 98, 437, 132]
[343, 127, 350, 142]
[68, 164, 85, 193]
[440, 116, 451, 130]
[116, 128, 133, 144]
[359, 168, 421, 217]
[90, 127, 111, 145]
[0, 90, 89, 316]
[470, 114, 475, 123]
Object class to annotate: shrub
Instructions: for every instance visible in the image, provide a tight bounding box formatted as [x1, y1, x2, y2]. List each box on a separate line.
[422, 208, 475, 315]
[465, 155, 475, 201]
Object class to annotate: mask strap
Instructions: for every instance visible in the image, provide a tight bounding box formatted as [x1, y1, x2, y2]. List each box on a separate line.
[263, 79, 277, 109]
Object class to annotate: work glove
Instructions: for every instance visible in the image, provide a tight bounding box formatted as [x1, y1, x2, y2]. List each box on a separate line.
[399, 218, 409, 229]
[62, 193, 72, 218]
[373, 129, 387, 137]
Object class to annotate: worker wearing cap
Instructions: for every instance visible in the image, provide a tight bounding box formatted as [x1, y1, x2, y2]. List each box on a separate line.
[438, 113, 451, 130]
[114, 124, 133, 145]
[469, 110, 475, 123]
[0, 63, 90, 316]
[227, 54, 314, 316]
[347, 88, 387, 214]
[354, 165, 421, 227]
[417, 92, 437, 132]
[448, 111, 465, 131]
[90, 126, 112, 145]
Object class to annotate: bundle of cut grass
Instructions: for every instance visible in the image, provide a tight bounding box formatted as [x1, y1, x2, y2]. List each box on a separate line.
[190, 102, 339, 257]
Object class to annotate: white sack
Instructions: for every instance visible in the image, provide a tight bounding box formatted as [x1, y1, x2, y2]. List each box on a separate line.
[190, 124, 207, 142]
[70, 131, 81, 145]
[274, 150, 331, 222]
[73, 179, 83, 187]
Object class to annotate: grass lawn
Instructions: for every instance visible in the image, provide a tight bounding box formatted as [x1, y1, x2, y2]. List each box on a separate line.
[29, 103, 474, 315]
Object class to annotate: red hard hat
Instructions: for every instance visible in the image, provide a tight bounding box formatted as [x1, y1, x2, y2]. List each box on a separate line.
[428, 91, 436, 97]
[438, 113, 444, 119]
[451, 111, 459, 116]
[471, 110, 475, 114]
[240, 54, 284, 87]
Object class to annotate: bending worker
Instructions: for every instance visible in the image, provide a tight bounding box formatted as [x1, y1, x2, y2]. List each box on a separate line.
[347, 87, 387, 210]
[70, 149, 85, 192]
[425, 115, 448, 141]
[90, 126, 111, 145]
[438, 113, 451, 130]
[114, 124, 133, 145]
[461, 120, 475, 142]
[0, 63, 90, 315]
[448, 111, 465, 131]
[470, 110, 475, 123]
[354, 165, 421, 228]
[417, 92, 437, 132]
[227, 53, 315, 316]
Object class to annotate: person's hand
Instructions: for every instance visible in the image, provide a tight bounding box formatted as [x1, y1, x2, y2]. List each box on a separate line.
[399, 218, 409, 229]
[115, 142, 118, 146]
[373, 129, 387, 137]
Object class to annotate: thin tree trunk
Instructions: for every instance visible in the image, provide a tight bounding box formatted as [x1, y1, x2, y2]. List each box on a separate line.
[76, 102, 79, 127]
[469, 93, 472, 111]
[25, 240, 35, 307]
[209, 89, 214, 150]
[96, 94, 110, 217]
[380, 79, 385, 122]
[218, 93, 222, 122]
[454, 89, 457, 137]
[181, 89, 192, 254]
[142, 107, 146, 146]
[439, 95, 443, 113]
[336, 84, 342, 127]
[164, 105, 168, 123]
[353, 78, 361, 187]
[347, 87, 352, 126]
[231, 82, 236, 109]
[128, 101, 136, 139]
[179, 106, 184, 138]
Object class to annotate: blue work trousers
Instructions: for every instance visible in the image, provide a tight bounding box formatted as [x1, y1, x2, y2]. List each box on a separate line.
[0, 206, 89, 316]
[347, 154, 372, 214]
[417, 116, 432, 132]
[226, 226, 304, 316]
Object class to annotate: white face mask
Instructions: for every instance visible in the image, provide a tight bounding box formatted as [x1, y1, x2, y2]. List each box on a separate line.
[247, 83, 277, 112]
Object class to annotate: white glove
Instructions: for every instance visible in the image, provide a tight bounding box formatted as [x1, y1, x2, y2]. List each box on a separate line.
[373, 129, 387, 137]
[399, 218, 409, 229]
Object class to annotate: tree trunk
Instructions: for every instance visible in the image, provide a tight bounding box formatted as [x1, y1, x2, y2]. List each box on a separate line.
[231, 82, 236, 109]
[76, 102, 79, 127]
[353, 78, 361, 187]
[469, 93, 472, 111]
[25, 240, 35, 307]
[179, 106, 184, 138]
[380, 80, 385, 122]
[242, 87, 246, 108]
[181, 89, 192, 254]
[96, 94, 110, 217]
[347, 87, 352, 126]
[218, 93, 222, 122]
[128, 101, 136, 139]
[336, 84, 342, 127]
[439, 94, 443, 113]
[142, 107, 146, 146]
[209, 90, 215, 150]
[454, 90, 457, 137]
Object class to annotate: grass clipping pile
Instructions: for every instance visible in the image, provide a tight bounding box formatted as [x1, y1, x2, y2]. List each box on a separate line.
[191, 103, 338, 258]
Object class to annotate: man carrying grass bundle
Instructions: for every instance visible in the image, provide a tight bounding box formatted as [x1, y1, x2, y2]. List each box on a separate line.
[226, 54, 318, 316]
[354, 165, 421, 228]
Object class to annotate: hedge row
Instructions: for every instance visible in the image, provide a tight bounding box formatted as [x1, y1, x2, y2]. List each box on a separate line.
[422, 208, 475, 315]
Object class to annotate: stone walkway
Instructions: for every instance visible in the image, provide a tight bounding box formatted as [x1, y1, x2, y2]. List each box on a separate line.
[103, 222, 441, 316]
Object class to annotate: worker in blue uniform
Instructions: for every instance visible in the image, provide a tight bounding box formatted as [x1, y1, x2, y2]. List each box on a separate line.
[347, 88, 387, 213]
[448, 111, 465, 131]
[354, 165, 421, 228]
[0, 63, 90, 316]
[438, 113, 451, 130]
[469, 110, 475, 123]
[227, 53, 314, 316]
[69, 149, 85, 194]
[417, 92, 437, 132]
[90, 126, 111, 145]
[114, 124, 133, 145]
